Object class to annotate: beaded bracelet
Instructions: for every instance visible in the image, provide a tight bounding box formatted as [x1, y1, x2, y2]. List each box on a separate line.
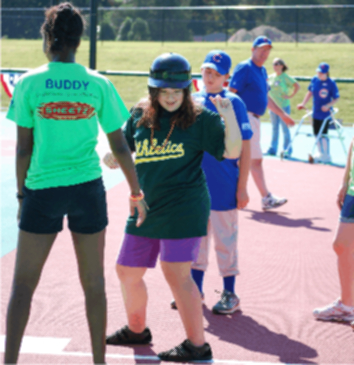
[130, 191, 144, 202]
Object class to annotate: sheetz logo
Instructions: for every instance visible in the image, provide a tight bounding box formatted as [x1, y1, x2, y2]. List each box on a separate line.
[38, 102, 96, 120]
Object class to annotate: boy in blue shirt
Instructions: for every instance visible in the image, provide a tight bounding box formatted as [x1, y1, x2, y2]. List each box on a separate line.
[172, 50, 253, 314]
[297, 62, 340, 163]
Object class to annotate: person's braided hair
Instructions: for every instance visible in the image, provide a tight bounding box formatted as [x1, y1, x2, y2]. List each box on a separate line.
[41, 2, 85, 53]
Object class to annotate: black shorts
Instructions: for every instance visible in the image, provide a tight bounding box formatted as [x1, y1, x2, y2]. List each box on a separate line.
[340, 194, 354, 223]
[313, 118, 330, 136]
[20, 178, 108, 234]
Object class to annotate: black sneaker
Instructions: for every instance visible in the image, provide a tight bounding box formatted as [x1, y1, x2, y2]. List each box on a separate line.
[158, 339, 212, 362]
[106, 325, 152, 345]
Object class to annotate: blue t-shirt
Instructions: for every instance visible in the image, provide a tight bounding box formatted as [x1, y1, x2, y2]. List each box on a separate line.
[308, 76, 340, 120]
[193, 89, 253, 211]
[229, 58, 269, 116]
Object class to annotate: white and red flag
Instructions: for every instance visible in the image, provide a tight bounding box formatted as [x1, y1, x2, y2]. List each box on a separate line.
[1, 72, 22, 98]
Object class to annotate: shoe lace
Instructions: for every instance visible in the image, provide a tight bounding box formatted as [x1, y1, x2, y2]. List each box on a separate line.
[220, 291, 233, 304]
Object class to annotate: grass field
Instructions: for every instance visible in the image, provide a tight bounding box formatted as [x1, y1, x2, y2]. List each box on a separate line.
[1, 40, 353, 124]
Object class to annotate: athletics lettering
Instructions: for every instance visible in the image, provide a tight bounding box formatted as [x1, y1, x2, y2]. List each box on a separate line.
[135, 138, 185, 164]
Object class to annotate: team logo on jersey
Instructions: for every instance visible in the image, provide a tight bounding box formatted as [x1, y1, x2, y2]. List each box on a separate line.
[319, 89, 329, 99]
[212, 54, 222, 63]
[134, 139, 185, 165]
[37, 102, 96, 120]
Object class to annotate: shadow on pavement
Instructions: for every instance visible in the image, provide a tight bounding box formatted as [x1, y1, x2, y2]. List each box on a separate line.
[244, 209, 332, 232]
[203, 308, 318, 364]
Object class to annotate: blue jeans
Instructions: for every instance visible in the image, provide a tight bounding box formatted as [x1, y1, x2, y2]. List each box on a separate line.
[268, 105, 292, 156]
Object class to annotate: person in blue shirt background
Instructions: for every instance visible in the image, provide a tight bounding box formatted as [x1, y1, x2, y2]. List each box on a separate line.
[297, 62, 340, 163]
[171, 50, 253, 314]
[229, 36, 295, 211]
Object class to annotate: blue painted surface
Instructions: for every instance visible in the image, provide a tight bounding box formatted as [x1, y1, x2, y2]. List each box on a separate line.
[1, 112, 354, 257]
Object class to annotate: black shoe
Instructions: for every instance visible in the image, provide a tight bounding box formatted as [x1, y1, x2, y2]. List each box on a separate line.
[106, 325, 152, 345]
[158, 339, 212, 362]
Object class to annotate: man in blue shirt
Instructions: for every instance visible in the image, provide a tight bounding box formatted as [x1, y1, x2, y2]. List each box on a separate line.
[229, 36, 295, 210]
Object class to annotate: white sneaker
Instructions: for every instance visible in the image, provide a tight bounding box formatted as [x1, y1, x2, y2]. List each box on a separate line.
[262, 193, 287, 211]
[321, 154, 332, 164]
[313, 299, 354, 322]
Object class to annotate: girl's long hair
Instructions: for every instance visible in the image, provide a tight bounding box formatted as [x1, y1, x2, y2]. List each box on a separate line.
[136, 87, 202, 130]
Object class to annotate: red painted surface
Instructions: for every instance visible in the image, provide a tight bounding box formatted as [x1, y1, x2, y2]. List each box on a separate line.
[1, 159, 353, 364]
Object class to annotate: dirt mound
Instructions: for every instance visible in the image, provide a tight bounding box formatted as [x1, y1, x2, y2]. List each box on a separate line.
[228, 25, 352, 43]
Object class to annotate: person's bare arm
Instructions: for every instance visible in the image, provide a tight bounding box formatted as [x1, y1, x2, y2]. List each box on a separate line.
[16, 126, 33, 221]
[321, 98, 339, 112]
[268, 96, 295, 126]
[297, 90, 313, 110]
[337, 139, 353, 210]
[107, 129, 147, 226]
[210, 95, 243, 159]
[283, 82, 300, 99]
[237, 140, 251, 209]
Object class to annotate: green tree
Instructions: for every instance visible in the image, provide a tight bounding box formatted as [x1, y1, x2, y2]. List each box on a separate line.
[127, 17, 150, 40]
[100, 21, 116, 40]
[117, 16, 133, 40]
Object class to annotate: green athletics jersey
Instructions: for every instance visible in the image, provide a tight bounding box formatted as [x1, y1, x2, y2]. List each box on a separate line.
[6, 62, 130, 190]
[124, 107, 225, 239]
[348, 142, 354, 197]
[268, 72, 297, 109]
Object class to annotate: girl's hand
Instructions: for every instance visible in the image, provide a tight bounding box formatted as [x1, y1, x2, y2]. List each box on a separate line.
[130, 198, 149, 227]
[103, 152, 120, 169]
[282, 113, 295, 127]
[237, 188, 249, 210]
[297, 103, 306, 110]
[337, 184, 347, 210]
[209, 95, 233, 117]
[321, 105, 330, 112]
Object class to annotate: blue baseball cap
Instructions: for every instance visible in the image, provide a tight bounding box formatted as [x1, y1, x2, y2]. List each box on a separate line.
[316, 62, 330, 73]
[201, 50, 231, 75]
[253, 36, 272, 48]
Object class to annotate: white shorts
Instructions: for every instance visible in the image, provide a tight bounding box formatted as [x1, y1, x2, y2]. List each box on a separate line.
[192, 209, 239, 277]
[247, 112, 263, 160]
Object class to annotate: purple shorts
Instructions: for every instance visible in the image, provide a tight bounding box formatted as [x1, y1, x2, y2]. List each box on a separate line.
[117, 234, 202, 268]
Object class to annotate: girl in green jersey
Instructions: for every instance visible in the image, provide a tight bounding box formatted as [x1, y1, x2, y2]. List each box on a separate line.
[103, 52, 243, 362]
[4, 3, 146, 364]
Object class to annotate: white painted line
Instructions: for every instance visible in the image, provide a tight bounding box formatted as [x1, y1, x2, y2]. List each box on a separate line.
[0, 335, 71, 354]
[0, 335, 312, 365]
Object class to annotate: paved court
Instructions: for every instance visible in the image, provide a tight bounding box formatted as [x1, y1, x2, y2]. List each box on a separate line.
[1, 113, 354, 364]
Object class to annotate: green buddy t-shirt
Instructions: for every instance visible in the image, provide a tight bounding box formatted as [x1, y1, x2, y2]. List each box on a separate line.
[348, 142, 354, 197]
[6, 62, 130, 190]
[268, 72, 297, 109]
[123, 107, 225, 239]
